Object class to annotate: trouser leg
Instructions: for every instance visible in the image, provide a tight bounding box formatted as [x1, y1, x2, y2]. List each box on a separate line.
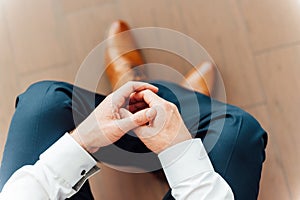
[151, 81, 268, 200]
[0, 80, 157, 198]
[0, 81, 106, 199]
[0, 80, 267, 200]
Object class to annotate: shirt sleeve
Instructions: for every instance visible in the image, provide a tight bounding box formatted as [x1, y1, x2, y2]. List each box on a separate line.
[158, 139, 234, 200]
[0, 133, 100, 200]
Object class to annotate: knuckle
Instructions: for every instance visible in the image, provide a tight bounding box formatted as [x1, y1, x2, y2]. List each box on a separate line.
[124, 81, 133, 88]
[162, 101, 169, 107]
[169, 102, 177, 109]
[144, 89, 151, 94]
[142, 89, 152, 97]
[133, 114, 144, 125]
[161, 102, 178, 115]
[163, 101, 174, 110]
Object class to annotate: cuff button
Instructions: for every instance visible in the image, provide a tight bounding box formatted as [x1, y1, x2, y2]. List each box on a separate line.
[81, 170, 86, 176]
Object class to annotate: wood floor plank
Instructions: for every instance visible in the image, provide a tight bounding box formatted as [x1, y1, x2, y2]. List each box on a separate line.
[90, 165, 168, 200]
[18, 65, 74, 93]
[256, 46, 300, 200]
[65, 4, 120, 94]
[2, 0, 68, 74]
[0, 4, 19, 163]
[0, 0, 299, 199]
[177, 0, 265, 107]
[246, 105, 291, 200]
[65, 4, 119, 65]
[118, 0, 184, 31]
[118, 0, 201, 91]
[239, 0, 300, 52]
[61, 0, 113, 14]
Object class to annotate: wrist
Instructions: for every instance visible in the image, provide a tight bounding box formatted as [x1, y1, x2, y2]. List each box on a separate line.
[70, 129, 100, 154]
[160, 129, 192, 153]
[70, 129, 88, 151]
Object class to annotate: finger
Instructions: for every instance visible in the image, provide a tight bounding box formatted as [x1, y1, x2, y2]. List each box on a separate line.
[129, 92, 146, 104]
[128, 102, 149, 113]
[131, 90, 165, 107]
[132, 82, 159, 93]
[119, 107, 132, 118]
[129, 92, 145, 104]
[112, 82, 158, 108]
[133, 107, 157, 123]
[117, 107, 157, 133]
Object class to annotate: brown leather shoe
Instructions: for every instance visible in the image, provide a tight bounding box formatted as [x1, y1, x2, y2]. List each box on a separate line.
[105, 20, 146, 90]
[181, 61, 215, 96]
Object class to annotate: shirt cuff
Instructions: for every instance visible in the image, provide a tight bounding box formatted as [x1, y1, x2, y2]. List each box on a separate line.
[158, 139, 214, 188]
[39, 133, 100, 191]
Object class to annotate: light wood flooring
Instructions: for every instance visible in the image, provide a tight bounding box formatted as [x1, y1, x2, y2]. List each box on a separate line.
[0, 0, 300, 199]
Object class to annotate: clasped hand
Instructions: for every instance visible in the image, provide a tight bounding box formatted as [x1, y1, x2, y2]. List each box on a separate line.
[71, 81, 192, 154]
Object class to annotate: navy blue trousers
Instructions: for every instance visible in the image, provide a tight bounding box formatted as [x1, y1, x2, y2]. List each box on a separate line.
[0, 81, 267, 200]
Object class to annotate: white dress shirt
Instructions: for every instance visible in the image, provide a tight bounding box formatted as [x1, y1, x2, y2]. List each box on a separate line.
[0, 133, 234, 200]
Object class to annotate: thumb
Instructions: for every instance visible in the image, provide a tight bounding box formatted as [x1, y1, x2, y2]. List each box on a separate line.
[117, 108, 157, 133]
[119, 107, 132, 118]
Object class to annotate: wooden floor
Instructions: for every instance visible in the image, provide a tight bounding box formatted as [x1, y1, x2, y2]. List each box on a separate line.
[0, 0, 299, 199]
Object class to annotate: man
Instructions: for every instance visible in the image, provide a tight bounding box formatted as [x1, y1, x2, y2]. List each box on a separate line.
[0, 21, 267, 199]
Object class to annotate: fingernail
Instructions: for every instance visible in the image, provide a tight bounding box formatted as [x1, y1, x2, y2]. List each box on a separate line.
[146, 108, 156, 119]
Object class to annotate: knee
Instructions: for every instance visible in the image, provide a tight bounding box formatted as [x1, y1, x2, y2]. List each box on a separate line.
[226, 107, 268, 160]
[16, 81, 73, 115]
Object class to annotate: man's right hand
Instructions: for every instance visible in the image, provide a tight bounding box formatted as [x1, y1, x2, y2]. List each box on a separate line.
[71, 81, 158, 154]
[120, 89, 192, 154]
